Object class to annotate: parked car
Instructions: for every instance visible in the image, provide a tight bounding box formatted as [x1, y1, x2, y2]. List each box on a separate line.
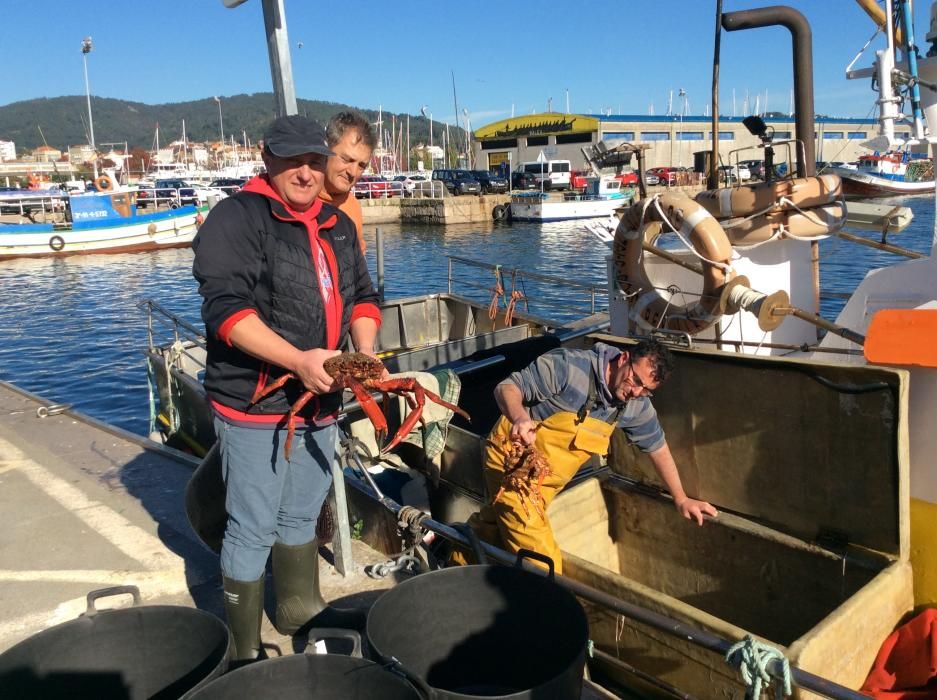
[511, 171, 541, 190]
[470, 170, 509, 194]
[644, 172, 660, 186]
[432, 169, 481, 196]
[353, 175, 394, 199]
[734, 163, 752, 181]
[391, 174, 429, 196]
[615, 170, 639, 187]
[137, 179, 198, 208]
[209, 178, 247, 196]
[190, 183, 229, 205]
[718, 166, 739, 185]
[740, 160, 765, 180]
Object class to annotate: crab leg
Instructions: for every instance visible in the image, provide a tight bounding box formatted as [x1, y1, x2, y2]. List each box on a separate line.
[250, 371, 297, 405]
[380, 384, 426, 454]
[283, 390, 315, 461]
[346, 378, 388, 445]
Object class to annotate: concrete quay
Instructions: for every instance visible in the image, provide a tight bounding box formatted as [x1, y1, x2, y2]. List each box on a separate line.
[0, 380, 395, 656]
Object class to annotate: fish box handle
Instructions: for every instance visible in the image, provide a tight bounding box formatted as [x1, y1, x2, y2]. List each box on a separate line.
[84, 585, 142, 617]
[514, 549, 555, 578]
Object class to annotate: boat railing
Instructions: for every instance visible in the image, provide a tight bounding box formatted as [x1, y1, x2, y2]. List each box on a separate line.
[445, 254, 607, 319]
[140, 298, 205, 359]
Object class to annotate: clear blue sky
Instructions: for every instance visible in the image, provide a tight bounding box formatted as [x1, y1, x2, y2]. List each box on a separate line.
[0, 0, 928, 126]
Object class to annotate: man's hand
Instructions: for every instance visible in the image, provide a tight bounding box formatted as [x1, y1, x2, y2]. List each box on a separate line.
[292, 348, 342, 394]
[510, 417, 539, 446]
[675, 497, 718, 526]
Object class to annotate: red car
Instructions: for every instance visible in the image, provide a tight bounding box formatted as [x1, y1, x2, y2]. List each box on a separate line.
[353, 175, 394, 199]
[614, 171, 638, 187]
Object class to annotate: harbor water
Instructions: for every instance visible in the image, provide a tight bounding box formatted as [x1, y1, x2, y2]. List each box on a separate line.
[0, 200, 933, 437]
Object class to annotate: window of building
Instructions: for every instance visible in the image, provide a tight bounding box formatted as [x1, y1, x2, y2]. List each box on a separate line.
[708, 131, 735, 140]
[847, 131, 866, 139]
[555, 132, 592, 144]
[822, 132, 844, 140]
[641, 131, 670, 141]
[773, 131, 792, 139]
[526, 136, 548, 147]
[603, 131, 635, 142]
[481, 138, 518, 150]
[677, 131, 704, 141]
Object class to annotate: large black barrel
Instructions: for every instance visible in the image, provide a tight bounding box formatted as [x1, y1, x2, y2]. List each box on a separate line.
[184, 652, 422, 700]
[366, 559, 588, 699]
[0, 587, 229, 700]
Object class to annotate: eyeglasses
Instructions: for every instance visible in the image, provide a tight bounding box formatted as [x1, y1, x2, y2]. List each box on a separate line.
[627, 361, 654, 398]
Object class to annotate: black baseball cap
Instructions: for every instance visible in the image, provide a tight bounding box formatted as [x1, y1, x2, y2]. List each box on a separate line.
[263, 115, 334, 158]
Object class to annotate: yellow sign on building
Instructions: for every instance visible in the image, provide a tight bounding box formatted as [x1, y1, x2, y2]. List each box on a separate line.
[475, 113, 599, 140]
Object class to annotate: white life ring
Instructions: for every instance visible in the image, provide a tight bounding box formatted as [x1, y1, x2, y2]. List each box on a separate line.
[694, 174, 842, 219]
[613, 194, 735, 334]
[723, 202, 846, 247]
[94, 175, 115, 192]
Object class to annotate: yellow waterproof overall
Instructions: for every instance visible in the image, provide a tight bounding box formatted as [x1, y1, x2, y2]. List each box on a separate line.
[459, 396, 618, 574]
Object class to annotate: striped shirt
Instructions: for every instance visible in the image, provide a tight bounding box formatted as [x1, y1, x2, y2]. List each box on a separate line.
[499, 342, 666, 453]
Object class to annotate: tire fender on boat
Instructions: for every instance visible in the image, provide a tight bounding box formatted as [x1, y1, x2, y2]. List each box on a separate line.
[94, 175, 115, 193]
[492, 204, 507, 221]
[48, 235, 65, 252]
[614, 194, 735, 334]
[694, 174, 842, 219]
[723, 202, 847, 247]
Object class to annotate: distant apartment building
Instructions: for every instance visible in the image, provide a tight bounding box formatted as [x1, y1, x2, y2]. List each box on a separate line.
[33, 145, 62, 162]
[0, 140, 15, 162]
[68, 144, 97, 164]
[472, 112, 887, 172]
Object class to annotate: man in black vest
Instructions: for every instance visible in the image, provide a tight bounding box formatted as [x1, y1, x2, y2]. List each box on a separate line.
[193, 115, 381, 661]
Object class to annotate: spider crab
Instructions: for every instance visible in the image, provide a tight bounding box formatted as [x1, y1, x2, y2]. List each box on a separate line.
[492, 437, 552, 519]
[250, 352, 470, 460]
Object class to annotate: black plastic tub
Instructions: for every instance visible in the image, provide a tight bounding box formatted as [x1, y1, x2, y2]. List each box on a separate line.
[0, 586, 229, 700]
[184, 651, 422, 700]
[366, 557, 588, 699]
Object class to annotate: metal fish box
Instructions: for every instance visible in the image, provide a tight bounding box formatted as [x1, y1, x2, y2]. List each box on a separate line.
[549, 339, 913, 698]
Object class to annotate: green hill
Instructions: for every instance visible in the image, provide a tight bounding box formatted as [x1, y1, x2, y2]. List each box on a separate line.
[0, 93, 457, 154]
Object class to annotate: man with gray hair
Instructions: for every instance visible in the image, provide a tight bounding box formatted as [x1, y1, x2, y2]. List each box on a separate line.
[320, 111, 376, 254]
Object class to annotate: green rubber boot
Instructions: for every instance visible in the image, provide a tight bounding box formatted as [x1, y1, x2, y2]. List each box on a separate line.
[222, 576, 264, 662]
[272, 539, 366, 635]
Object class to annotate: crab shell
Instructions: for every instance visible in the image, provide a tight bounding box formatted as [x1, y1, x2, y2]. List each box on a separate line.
[323, 352, 385, 382]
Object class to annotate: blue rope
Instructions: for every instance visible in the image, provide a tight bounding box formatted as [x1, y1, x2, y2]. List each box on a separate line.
[725, 634, 792, 700]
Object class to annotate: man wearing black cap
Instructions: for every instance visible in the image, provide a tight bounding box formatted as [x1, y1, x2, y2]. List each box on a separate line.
[192, 115, 381, 661]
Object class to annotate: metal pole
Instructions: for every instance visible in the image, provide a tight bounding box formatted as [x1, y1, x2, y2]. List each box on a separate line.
[261, 0, 298, 116]
[375, 227, 385, 302]
[81, 38, 95, 151]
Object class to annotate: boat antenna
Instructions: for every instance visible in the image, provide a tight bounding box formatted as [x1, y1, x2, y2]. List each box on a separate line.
[709, 0, 723, 189]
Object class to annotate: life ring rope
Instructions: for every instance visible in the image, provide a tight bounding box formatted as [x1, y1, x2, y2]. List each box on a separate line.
[647, 196, 734, 275]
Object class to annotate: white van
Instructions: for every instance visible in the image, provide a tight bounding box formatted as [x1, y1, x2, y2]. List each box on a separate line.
[520, 159, 572, 190]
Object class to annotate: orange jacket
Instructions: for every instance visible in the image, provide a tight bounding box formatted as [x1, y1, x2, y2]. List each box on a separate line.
[319, 189, 366, 254]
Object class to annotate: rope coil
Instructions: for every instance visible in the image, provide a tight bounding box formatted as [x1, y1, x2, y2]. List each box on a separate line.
[725, 634, 793, 700]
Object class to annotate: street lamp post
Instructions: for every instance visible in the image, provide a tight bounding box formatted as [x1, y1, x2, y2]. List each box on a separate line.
[678, 88, 687, 169]
[81, 36, 96, 175]
[214, 96, 225, 169]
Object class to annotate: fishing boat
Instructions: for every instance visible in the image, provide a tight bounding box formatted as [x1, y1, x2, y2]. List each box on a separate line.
[830, 151, 935, 198]
[140, 2, 937, 698]
[508, 176, 633, 222]
[0, 186, 204, 260]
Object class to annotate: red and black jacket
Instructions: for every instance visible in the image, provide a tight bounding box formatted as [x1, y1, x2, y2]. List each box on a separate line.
[192, 176, 381, 424]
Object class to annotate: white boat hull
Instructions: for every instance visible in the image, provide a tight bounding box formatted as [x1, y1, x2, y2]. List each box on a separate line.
[509, 196, 628, 222]
[833, 168, 935, 198]
[0, 207, 202, 260]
